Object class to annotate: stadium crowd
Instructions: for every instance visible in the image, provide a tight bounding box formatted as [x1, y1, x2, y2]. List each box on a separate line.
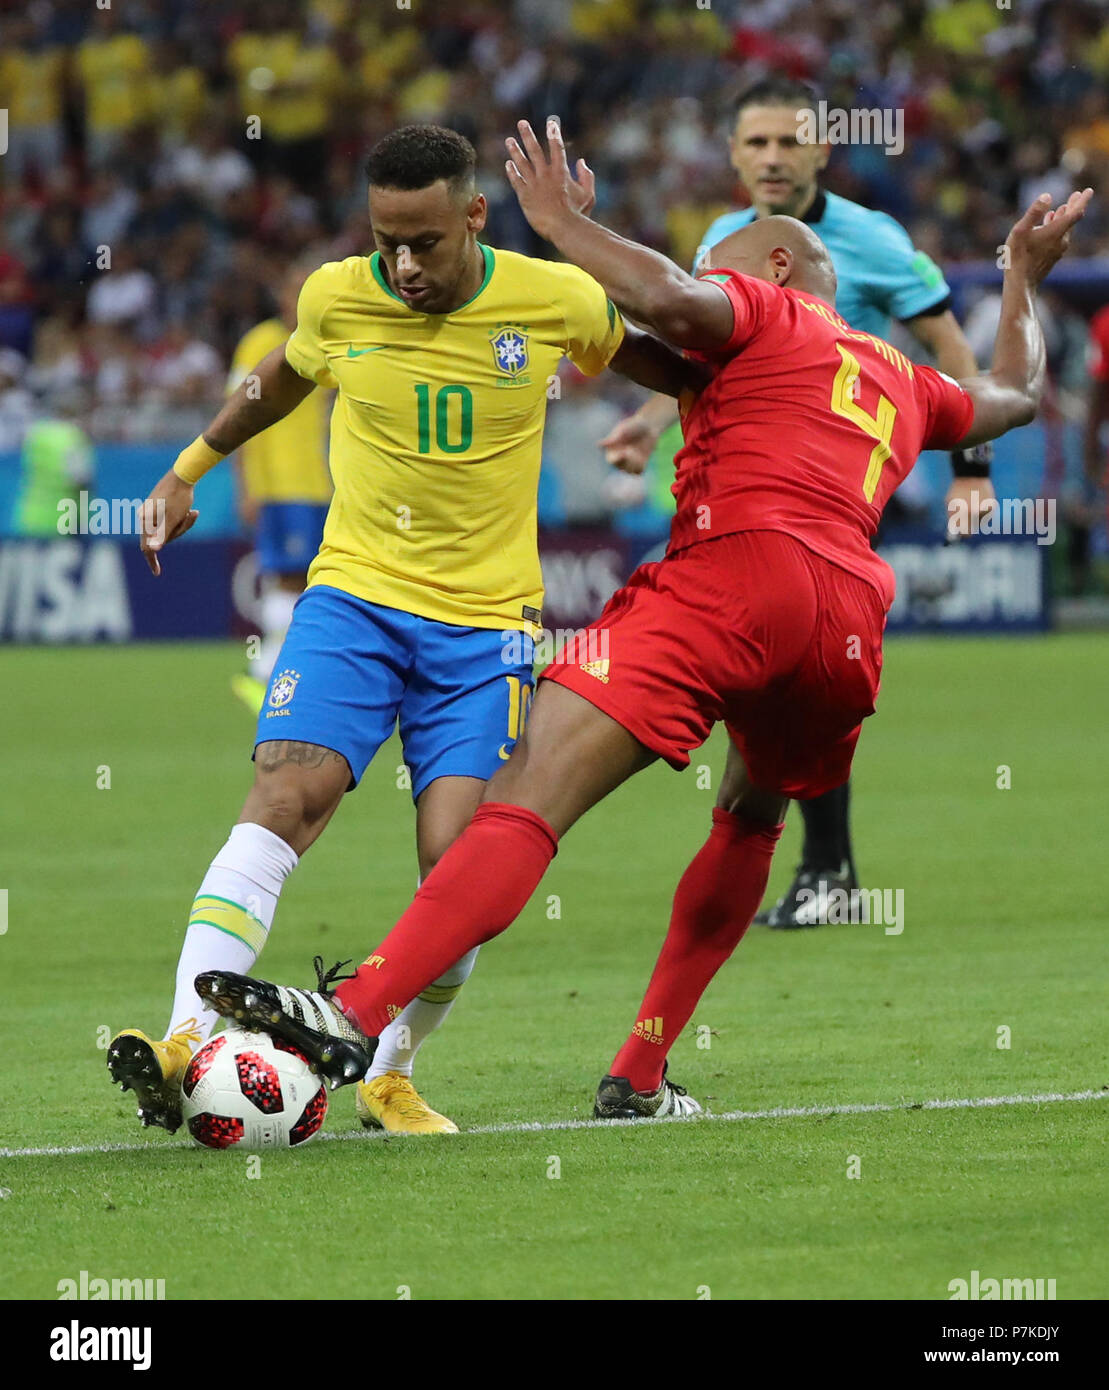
[0, 0, 1105, 507]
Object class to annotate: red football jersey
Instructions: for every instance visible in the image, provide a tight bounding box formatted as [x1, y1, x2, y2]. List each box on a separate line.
[670, 270, 975, 606]
[1088, 303, 1109, 382]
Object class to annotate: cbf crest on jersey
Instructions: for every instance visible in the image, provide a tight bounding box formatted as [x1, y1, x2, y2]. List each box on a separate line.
[268, 669, 300, 709]
[490, 325, 529, 377]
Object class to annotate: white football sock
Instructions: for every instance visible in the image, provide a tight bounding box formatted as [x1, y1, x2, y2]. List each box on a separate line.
[165, 822, 298, 1044]
[252, 585, 299, 682]
[367, 946, 480, 1079]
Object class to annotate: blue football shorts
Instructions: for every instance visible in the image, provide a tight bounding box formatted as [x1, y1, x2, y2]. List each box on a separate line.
[255, 502, 330, 576]
[255, 585, 535, 800]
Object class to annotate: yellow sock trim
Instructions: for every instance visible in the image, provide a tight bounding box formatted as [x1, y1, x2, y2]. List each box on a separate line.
[188, 895, 268, 953]
[417, 981, 464, 1006]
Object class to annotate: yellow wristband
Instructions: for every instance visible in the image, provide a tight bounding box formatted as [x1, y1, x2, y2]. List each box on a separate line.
[172, 436, 225, 485]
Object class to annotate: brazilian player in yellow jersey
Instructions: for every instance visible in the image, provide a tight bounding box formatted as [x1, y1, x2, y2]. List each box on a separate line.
[287, 236, 622, 631]
[227, 263, 332, 713]
[112, 124, 697, 1137]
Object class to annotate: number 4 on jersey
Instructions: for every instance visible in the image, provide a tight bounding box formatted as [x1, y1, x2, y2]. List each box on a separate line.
[830, 345, 897, 503]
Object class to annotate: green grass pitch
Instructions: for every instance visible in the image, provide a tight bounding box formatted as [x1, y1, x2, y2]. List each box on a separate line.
[1, 634, 1105, 1300]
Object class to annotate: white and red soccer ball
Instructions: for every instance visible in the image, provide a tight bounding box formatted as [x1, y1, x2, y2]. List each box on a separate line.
[180, 1028, 328, 1150]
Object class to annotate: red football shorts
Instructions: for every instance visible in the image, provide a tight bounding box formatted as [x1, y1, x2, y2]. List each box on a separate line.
[541, 530, 886, 799]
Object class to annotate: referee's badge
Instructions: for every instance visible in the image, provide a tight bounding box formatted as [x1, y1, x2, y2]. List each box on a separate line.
[491, 326, 529, 376]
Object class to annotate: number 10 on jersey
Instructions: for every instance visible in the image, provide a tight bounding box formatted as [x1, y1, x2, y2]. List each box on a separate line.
[414, 384, 474, 454]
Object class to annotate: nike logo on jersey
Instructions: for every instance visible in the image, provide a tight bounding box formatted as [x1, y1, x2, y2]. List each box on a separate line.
[345, 345, 387, 357]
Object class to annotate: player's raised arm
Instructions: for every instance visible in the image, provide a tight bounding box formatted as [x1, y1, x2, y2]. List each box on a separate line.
[953, 189, 1092, 448]
[141, 345, 316, 575]
[505, 118, 734, 351]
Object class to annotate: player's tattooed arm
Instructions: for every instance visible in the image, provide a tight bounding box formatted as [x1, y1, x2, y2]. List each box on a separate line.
[505, 119, 734, 351]
[203, 346, 317, 455]
[955, 188, 1092, 447]
[141, 347, 318, 575]
[608, 325, 711, 399]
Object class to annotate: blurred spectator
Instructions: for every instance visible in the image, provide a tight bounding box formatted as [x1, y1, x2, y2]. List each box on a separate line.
[228, 12, 341, 190]
[82, 171, 141, 250]
[144, 41, 209, 151]
[0, 230, 34, 311]
[157, 122, 257, 212]
[0, 348, 35, 452]
[75, 9, 153, 169]
[0, 18, 66, 186]
[148, 320, 224, 407]
[24, 319, 95, 407]
[85, 247, 158, 339]
[13, 411, 95, 537]
[27, 203, 93, 329]
[0, 226, 36, 356]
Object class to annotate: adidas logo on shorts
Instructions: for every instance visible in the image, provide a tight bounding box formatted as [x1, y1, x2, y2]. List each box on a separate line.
[580, 658, 610, 684]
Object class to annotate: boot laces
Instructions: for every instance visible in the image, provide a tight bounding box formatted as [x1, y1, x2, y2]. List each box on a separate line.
[313, 956, 355, 996]
[170, 1017, 203, 1049]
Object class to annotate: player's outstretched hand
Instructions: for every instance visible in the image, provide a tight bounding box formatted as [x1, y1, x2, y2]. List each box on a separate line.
[945, 475, 998, 541]
[1005, 187, 1093, 288]
[599, 414, 658, 475]
[141, 468, 199, 576]
[505, 116, 595, 239]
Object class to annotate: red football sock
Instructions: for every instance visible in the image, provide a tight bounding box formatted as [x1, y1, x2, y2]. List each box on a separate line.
[334, 802, 558, 1038]
[610, 807, 783, 1093]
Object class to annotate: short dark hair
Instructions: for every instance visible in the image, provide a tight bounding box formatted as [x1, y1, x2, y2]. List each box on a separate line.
[365, 124, 477, 196]
[731, 76, 822, 119]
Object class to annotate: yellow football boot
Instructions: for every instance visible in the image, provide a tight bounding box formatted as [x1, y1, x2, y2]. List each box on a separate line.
[107, 1020, 202, 1132]
[231, 673, 266, 716]
[355, 1072, 459, 1135]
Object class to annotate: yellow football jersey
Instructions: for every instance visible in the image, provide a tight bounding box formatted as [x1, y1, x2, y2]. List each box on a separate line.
[284, 245, 625, 631]
[0, 48, 65, 126]
[229, 319, 332, 504]
[75, 34, 151, 133]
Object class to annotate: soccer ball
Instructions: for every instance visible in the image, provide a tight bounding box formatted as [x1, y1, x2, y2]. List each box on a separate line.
[180, 1028, 328, 1150]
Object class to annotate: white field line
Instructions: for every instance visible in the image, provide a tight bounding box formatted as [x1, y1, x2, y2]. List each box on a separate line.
[0, 1087, 1104, 1161]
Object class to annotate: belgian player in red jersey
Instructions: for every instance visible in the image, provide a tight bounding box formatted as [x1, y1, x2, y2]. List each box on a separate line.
[1083, 303, 1109, 563]
[196, 122, 1091, 1121]
[1084, 302, 1109, 487]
